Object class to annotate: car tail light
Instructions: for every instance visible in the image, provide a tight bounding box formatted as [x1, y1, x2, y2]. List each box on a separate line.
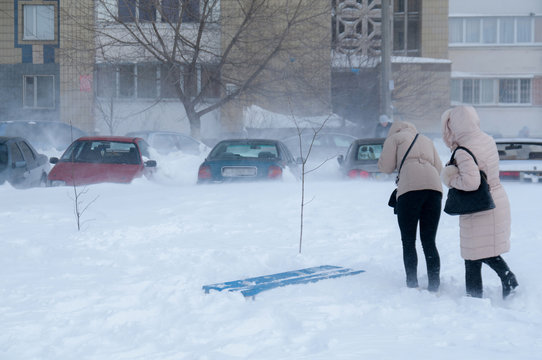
[347, 169, 370, 179]
[500, 171, 520, 179]
[268, 165, 282, 179]
[198, 165, 212, 179]
[348, 169, 359, 178]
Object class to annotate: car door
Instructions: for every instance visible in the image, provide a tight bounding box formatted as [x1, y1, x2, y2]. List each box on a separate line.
[8, 141, 28, 186]
[18, 140, 42, 186]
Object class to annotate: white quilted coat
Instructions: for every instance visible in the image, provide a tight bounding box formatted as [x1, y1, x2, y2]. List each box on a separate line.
[441, 106, 511, 260]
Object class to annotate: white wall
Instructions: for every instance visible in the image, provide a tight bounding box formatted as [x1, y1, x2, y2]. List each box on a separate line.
[450, 0, 542, 15]
[94, 100, 221, 139]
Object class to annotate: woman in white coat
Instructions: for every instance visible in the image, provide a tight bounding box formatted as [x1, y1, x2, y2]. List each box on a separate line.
[441, 106, 518, 299]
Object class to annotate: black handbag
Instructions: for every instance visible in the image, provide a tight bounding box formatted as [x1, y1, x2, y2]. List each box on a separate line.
[388, 134, 419, 213]
[443, 146, 496, 216]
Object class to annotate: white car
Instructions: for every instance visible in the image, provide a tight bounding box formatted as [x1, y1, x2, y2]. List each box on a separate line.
[495, 138, 542, 183]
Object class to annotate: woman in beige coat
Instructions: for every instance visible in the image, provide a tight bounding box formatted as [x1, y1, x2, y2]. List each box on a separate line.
[441, 106, 518, 299]
[378, 121, 443, 291]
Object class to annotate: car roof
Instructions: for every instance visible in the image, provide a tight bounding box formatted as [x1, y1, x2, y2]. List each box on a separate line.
[77, 136, 140, 142]
[283, 132, 357, 140]
[0, 120, 85, 129]
[495, 138, 542, 143]
[352, 137, 386, 144]
[0, 136, 25, 144]
[216, 138, 281, 144]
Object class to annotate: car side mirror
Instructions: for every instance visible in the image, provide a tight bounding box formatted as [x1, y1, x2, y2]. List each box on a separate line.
[337, 154, 344, 165]
[13, 160, 26, 168]
[145, 160, 157, 168]
[50, 157, 59, 164]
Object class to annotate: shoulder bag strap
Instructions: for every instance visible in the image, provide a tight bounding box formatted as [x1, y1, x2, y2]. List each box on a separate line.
[450, 146, 478, 166]
[396, 133, 419, 184]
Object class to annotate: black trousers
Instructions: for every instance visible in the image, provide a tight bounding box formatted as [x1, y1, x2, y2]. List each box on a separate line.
[464, 256, 511, 298]
[396, 190, 442, 291]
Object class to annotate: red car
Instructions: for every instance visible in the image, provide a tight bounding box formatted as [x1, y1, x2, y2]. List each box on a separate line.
[47, 136, 157, 186]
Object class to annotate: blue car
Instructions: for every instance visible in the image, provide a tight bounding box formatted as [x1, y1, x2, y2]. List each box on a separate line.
[197, 139, 300, 183]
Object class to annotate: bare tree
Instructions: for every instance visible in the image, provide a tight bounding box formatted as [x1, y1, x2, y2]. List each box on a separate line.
[86, 0, 331, 139]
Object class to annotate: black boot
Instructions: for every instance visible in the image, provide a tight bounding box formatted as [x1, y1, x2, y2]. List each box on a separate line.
[502, 271, 519, 299]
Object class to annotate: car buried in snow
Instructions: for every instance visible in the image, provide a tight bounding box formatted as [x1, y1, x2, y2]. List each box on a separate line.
[0, 136, 50, 188]
[281, 131, 357, 163]
[0, 120, 88, 152]
[197, 139, 300, 183]
[337, 137, 392, 180]
[495, 138, 542, 183]
[47, 136, 157, 186]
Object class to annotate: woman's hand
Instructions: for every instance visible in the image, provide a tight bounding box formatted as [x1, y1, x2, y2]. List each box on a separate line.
[441, 165, 459, 188]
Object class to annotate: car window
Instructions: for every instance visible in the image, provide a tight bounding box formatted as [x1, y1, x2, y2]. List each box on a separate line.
[210, 143, 278, 159]
[153, 134, 178, 152]
[497, 142, 542, 160]
[0, 144, 7, 170]
[10, 143, 24, 163]
[137, 140, 151, 158]
[177, 135, 200, 152]
[356, 144, 383, 161]
[18, 141, 36, 164]
[62, 140, 140, 164]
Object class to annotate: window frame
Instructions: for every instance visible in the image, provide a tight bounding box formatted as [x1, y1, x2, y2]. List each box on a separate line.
[95, 63, 218, 100]
[22, 4, 56, 41]
[23, 75, 56, 109]
[451, 78, 531, 106]
[117, 0, 200, 23]
[449, 16, 536, 45]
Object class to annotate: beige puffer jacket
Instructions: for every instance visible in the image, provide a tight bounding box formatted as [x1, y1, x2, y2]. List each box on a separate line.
[378, 121, 443, 198]
[441, 106, 511, 260]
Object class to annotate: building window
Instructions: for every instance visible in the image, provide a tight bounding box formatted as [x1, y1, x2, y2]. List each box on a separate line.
[96, 63, 216, 100]
[23, 5, 55, 40]
[450, 16, 536, 45]
[23, 75, 55, 109]
[118, 0, 200, 23]
[393, 0, 420, 56]
[160, 64, 179, 99]
[118, 65, 135, 98]
[451, 78, 531, 105]
[137, 64, 158, 98]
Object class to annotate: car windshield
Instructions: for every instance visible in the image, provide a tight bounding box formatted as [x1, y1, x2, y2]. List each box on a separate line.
[0, 144, 7, 170]
[209, 142, 278, 159]
[356, 144, 383, 161]
[61, 140, 141, 164]
[497, 142, 542, 161]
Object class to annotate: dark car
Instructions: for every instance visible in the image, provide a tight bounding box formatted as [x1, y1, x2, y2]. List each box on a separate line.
[281, 132, 357, 162]
[337, 138, 390, 179]
[0, 120, 88, 151]
[125, 130, 209, 155]
[0, 136, 50, 188]
[197, 139, 299, 183]
[47, 136, 157, 186]
[495, 138, 542, 183]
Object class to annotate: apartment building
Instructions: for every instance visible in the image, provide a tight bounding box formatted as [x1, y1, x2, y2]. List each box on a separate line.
[0, 0, 94, 132]
[1, 0, 452, 139]
[449, 0, 542, 137]
[331, 0, 451, 136]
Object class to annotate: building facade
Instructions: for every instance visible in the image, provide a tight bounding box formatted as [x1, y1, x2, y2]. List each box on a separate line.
[449, 0, 542, 137]
[2, 0, 453, 139]
[331, 0, 451, 136]
[0, 0, 94, 132]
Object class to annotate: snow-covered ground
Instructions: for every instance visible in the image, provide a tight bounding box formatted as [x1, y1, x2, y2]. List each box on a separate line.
[1, 152, 541, 360]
